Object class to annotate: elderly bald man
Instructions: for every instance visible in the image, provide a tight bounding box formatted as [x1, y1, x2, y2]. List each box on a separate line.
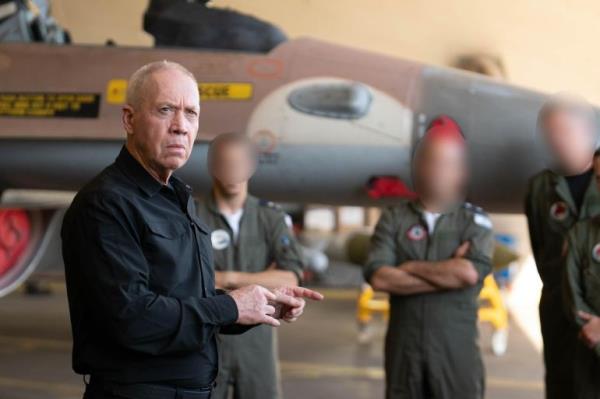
[61, 61, 323, 399]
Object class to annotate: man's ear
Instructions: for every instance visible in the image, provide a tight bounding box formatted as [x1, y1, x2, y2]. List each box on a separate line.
[122, 105, 135, 136]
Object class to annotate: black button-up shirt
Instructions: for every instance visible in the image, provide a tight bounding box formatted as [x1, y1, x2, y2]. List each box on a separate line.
[61, 146, 240, 386]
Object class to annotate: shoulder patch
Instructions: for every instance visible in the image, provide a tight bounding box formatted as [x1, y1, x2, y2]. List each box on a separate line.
[259, 199, 282, 210]
[211, 229, 231, 250]
[473, 213, 493, 229]
[463, 202, 484, 214]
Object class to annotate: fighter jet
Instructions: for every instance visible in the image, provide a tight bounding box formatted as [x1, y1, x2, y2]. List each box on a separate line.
[0, 30, 566, 297]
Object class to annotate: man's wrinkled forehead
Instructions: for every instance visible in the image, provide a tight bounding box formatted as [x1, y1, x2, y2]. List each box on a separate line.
[147, 69, 200, 108]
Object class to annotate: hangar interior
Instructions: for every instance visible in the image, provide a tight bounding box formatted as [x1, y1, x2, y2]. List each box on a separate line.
[3, 1, 600, 398]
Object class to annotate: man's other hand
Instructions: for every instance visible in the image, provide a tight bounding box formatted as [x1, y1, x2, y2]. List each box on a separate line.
[271, 286, 324, 323]
[578, 311, 600, 349]
[229, 285, 283, 327]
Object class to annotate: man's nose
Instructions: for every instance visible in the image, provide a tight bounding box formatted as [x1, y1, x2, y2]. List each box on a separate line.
[170, 111, 188, 135]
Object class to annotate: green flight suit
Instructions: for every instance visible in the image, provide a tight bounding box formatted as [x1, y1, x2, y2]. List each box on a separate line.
[196, 194, 303, 399]
[564, 217, 600, 399]
[364, 200, 494, 399]
[525, 170, 600, 399]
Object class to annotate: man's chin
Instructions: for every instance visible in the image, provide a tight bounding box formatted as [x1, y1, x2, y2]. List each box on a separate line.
[223, 188, 242, 196]
[162, 155, 188, 171]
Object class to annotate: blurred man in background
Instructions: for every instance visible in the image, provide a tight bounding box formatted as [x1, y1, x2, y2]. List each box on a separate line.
[525, 95, 600, 399]
[364, 116, 494, 399]
[197, 132, 305, 399]
[564, 149, 600, 399]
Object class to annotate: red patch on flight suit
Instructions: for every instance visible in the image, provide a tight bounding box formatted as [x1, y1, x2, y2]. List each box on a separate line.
[592, 243, 600, 262]
[549, 201, 569, 221]
[406, 224, 427, 241]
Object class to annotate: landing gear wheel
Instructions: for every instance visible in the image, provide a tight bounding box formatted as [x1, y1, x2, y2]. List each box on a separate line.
[491, 328, 508, 356]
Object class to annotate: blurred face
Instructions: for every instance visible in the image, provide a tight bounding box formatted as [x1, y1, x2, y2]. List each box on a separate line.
[543, 110, 595, 175]
[123, 68, 200, 181]
[414, 138, 467, 204]
[211, 142, 256, 196]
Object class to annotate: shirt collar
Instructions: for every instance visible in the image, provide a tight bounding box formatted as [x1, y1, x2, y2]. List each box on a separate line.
[115, 146, 166, 197]
[548, 168, 597, 214]
[243, 195, 259, 211]
[407, 197, 462, 216]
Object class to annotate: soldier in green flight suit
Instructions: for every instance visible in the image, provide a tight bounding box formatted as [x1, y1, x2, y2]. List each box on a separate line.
[196, 132, 304, 399]
[364, 116, 494, 399]
[564, 150, 600, 399]
[525, 95, 600, 399]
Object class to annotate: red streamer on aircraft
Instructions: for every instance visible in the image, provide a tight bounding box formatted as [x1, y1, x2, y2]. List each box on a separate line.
[367, 176, 417, 199]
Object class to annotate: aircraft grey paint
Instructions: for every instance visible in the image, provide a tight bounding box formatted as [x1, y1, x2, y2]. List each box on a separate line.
[0, 38, 573, 296]
[0, 39, 555, 211]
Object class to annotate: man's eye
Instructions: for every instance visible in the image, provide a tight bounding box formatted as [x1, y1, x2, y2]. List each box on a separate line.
[186, 109, 198, 116]
[159, 106, 171, 113]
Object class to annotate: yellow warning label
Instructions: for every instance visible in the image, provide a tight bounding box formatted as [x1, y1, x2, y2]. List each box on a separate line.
[199, 83, 253, 100]
[106, 79, 128, 105]
[105, 80, 253, 104]
[0, 93, 101, 118]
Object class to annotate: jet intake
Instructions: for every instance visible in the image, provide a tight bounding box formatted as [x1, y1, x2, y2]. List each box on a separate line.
[0, 208, 57, 298]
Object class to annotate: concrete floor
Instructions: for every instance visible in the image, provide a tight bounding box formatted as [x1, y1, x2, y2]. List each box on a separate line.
[0, 282, 544, 399]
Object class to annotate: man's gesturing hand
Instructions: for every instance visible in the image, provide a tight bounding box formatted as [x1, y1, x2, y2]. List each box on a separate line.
[229, 284, 287, 327]
[578, 311, 600, 349]
[271, 286, 324, 323]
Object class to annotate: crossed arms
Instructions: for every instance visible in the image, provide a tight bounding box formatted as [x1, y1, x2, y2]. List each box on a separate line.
[369, 242, 480, 295]
[364, 208, 493, 296]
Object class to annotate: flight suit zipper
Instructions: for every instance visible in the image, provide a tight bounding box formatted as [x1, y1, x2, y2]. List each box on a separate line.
[421, 213, 444, 370]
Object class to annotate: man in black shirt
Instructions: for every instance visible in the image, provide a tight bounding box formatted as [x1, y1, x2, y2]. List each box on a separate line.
[61, 61, 323, 399]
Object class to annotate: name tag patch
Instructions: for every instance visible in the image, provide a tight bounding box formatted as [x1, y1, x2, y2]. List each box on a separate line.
[211, 229, 231, 250]
[550, 201, 569, 221]
[407, 224, 426, 241]
[474, 213, 493, 229]
[592, 243, 600, 262]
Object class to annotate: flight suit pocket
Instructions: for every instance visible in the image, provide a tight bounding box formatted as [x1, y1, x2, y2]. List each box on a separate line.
[242, 236, 269, 272]
[437, 231, 461, 259]
[396, 225, 426, 262]
[546, 202, 575, 235]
